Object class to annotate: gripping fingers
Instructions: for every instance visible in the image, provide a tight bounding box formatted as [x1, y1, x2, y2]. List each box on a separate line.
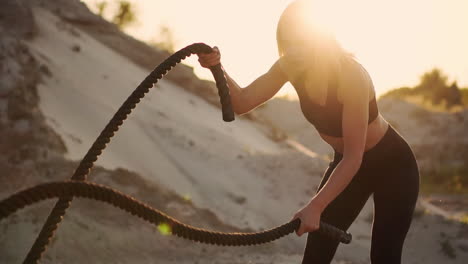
[199, 57, 220, 68]
[293, 214, 320, 237]
[212, 46, 220, 56]
[198, 46, 221, 68]
[297, 222, 319, 237]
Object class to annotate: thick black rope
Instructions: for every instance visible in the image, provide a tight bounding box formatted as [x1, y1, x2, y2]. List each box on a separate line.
[21, 43, 351, 263]
[0, 181, 351, 247]
[24, 43, 220, 263]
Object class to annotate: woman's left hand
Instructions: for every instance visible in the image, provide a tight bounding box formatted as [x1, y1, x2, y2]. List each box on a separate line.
[291, 200, 325, 237]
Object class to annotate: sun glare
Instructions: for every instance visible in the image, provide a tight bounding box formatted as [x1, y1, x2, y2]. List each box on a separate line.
[82, 0, 467, 97]
[295, 0, 389, 54]
[296, 1, 341, 36]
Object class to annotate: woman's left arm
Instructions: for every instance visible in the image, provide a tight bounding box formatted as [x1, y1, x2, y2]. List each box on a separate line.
[293, 67, 370, 236]
[312, 72, 369, 209]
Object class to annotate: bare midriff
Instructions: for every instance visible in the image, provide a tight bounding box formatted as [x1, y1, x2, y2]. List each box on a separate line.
[319, 114, 389, 155]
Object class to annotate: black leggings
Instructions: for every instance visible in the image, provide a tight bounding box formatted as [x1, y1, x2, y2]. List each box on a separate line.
[301, 125, 420, 264]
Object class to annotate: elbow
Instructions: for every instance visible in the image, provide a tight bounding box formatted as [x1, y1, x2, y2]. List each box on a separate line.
[231, 93, 251, 115]
[342, 154, 363, 173]
[233, 105, 245, 115]
[233, 105, 247, 115]
[350, 157, 363, 172]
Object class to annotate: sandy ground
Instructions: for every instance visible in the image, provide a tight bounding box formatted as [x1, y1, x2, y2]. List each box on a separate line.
[0, 2, 467, 263]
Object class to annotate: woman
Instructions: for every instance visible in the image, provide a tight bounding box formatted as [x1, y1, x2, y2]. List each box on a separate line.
[197, 1, 420, 263]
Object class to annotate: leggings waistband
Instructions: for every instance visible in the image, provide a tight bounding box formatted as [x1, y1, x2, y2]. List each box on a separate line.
[331, 125, 403, 165]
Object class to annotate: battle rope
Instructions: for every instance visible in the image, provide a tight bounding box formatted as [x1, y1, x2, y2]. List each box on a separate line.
[12, 43, 351, 263]
[0, 181, 352, 246]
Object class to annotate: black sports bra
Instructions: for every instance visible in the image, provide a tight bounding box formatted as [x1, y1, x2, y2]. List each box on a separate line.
[291, 69, 379, 138]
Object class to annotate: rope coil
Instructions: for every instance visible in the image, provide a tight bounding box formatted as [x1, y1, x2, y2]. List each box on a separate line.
[0, 181, 351, 246]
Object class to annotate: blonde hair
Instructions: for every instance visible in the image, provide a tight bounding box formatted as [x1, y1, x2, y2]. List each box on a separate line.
[276, 0, 352, 98]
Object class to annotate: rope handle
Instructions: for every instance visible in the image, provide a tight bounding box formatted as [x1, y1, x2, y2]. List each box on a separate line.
[189, 44, 234, 122]
[208, 64, 235, 122]
[290, 218, 352, 244]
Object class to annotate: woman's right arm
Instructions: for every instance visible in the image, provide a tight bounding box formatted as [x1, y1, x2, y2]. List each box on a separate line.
[223, 60, 288, 115]
[198, 47, 288, 115]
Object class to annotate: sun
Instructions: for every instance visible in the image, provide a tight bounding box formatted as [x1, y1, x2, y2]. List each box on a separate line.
[291, 0, 372, 51]
[296, 1, 338, 34]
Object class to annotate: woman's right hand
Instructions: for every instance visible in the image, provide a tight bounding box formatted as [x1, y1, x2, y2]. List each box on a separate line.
[197, 46, 221, 68]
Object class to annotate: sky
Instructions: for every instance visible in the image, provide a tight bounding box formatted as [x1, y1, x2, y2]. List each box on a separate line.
[84, 0, 468, 98]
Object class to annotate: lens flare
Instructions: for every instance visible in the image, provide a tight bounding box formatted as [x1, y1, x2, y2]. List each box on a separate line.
[157, 222, 172, 236]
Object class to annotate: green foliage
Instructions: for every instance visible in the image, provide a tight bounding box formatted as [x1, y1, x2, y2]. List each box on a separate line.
[415, 141, 468, 195]
[431, 165, 467, 191]
[445, 83, 463, 108]
[96, 1, 108, 16]
[149, 25, 177, 53]
[415, 68, 448, 93]
[112, 1, 136, 29]
[92, 0, 137, 29]
[461, 88, 468, 105]
[421, 163, 468, 194]
[382, 68, 465, 110]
